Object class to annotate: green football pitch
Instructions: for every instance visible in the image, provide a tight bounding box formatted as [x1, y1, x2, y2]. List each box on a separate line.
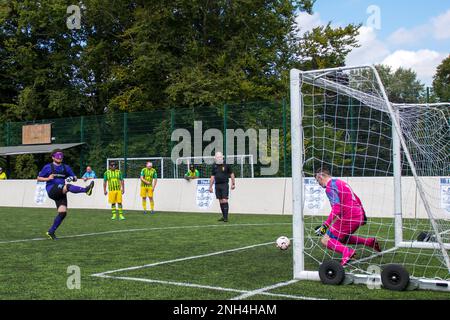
[0, 207, 449, 300]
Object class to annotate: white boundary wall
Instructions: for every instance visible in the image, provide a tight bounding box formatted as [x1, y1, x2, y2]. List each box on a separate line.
[0, 177, 446, 219]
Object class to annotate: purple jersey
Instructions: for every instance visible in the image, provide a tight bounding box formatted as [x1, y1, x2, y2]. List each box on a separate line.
[38, 163, 75, 193]
[324, 178, 365, 227]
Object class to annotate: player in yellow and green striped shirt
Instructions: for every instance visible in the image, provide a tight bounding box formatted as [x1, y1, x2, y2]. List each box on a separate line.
[140, 161, 158, 214]
[103, 161, 125, 220]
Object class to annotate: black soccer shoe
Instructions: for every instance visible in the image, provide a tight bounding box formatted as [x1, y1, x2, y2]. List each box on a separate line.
[46, 232, 58, 240]
[86, 181, 95, 196]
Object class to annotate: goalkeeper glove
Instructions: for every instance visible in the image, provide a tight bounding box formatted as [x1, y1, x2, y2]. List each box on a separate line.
[314, 224, 328, 236]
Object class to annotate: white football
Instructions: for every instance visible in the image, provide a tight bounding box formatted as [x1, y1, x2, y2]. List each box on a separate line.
[276, 236, 290, 250]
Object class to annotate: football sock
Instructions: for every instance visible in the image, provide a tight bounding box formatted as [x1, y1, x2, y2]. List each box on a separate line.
[346, 235, 374, 247]
[66, 184, 86, 194]
[326, 238, 347, 255]
[150, 199, 154, 211]
[111, 205, 116, 217]
[118, 205, 124, 217]
[142, 199, 147, 211]
[49, 212, 66, 233]
[220, 203, 229, 219]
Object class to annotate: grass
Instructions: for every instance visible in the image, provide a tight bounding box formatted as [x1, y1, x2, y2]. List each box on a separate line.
[0, 206, 449, 300]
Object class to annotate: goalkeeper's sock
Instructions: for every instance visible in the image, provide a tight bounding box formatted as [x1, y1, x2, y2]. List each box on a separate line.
[66, 184, 86, 194]
[346, 235, 374, 247]
[49, 212, 66, 233]
[326, 238, 347, 255]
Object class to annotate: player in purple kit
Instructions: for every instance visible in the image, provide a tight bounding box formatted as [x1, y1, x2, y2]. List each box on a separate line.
[37, 149, 95, 240]
[314, 168, 380, 266]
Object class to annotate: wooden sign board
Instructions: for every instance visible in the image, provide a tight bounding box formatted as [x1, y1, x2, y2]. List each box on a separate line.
[22, 124, 52, 145]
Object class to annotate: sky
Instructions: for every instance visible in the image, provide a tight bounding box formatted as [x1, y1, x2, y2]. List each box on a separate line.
[296, 0, 450, 86]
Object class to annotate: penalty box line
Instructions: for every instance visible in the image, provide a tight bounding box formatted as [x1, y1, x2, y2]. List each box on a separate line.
[92, 241, 326, 301]
[0, 222, 290, 245]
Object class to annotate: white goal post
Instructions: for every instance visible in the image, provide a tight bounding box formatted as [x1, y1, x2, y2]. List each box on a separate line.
[290, 66, 450, 291]
[106, 157, 174, 179]
[175, 154, 255, 178]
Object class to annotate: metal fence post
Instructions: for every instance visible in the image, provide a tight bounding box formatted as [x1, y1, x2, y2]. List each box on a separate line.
[282, 99, 287, 177]
[123, 113, 128, 178]
[170, 109, 175, 178]
[6, 122, 11, 146]
[79, 116, 85, 176]
[223, 104, 228, 158]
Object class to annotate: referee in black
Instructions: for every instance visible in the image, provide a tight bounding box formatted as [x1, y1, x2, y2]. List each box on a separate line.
[209, 152, 235, 222]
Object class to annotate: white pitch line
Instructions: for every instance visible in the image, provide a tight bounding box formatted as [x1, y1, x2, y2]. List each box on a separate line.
[96, 275, 323, 300]
[0, 222, 290, 245]
[92, 240, 326, 300]
[92, 241, 276, 276]
[230, 279, 300, 300]
[95, 275, 247, 294]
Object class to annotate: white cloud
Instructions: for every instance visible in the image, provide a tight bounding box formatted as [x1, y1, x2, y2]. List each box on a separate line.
[387, 25, 429, 46]
[432, 9, 450, 40]
[297, 9, 448, 86]
[382, 50, 447, 85]
[346, 26, 390, 66]
[295, 11, 323, 35]
[387, 9, 450, 44]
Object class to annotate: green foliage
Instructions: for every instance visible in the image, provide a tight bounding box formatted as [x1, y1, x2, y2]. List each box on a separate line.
[0, 0, 361, 120]
[13, 153, 38, 179]
[375, 65, 425, 103]
[432, 54, 450, 102]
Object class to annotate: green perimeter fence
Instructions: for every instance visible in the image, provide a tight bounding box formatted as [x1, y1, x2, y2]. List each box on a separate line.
[0, 101, 291, 179]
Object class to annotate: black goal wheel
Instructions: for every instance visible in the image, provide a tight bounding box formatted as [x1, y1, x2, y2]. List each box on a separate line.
[381, 264, 410, 291]
[319, 260, 345, 285]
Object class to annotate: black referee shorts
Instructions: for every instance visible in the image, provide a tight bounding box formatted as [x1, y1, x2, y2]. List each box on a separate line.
[214, 183, 229, 200]
[47, 184, 68, 208]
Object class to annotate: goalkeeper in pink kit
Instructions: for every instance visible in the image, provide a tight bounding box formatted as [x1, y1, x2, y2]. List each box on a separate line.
[314, 168, 381, 266]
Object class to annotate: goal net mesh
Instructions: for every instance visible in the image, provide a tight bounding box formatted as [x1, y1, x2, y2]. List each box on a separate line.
[298, 66, 450, 281]
[175, 155, 254, 179]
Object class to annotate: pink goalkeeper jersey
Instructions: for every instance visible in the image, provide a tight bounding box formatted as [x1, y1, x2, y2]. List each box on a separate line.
[324, 178, 365, 227]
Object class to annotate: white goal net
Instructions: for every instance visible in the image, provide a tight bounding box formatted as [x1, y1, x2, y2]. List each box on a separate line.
[290, 66, 450, 291]
[106, 157, 175, 179]
[175, 154, 254, 179]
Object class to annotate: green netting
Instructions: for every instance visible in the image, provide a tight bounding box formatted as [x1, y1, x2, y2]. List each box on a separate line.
[1, 101, 290, 178]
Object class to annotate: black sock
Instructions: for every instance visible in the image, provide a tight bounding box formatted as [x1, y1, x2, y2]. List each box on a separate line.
[222, 203, 229, 219]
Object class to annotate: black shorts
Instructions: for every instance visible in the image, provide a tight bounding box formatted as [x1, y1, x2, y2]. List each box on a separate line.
[47, 184, 68, 208]
[214, 183, 229, 199]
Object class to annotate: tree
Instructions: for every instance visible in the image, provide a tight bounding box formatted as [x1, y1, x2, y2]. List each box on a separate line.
[432, 54, 450, 102]
[375, 65, 425, 103]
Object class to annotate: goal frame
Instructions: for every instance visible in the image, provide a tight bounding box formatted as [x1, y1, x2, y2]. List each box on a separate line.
[290, 66, 450, 292]
[106, 157, 171, 179]
[175, 154, 255, 178]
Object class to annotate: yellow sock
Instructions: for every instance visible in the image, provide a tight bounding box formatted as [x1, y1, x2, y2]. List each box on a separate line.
[118, 206, 124, 217]
[150, 199, 154, 210]
[112, 207, 116, 218]
[142, 199, 147, 211]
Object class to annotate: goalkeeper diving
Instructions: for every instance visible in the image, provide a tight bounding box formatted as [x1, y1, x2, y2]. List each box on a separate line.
[314, 168, 381, 266]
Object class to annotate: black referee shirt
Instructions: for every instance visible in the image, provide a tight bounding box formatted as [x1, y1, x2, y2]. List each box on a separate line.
[211, 164, 233, 184]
